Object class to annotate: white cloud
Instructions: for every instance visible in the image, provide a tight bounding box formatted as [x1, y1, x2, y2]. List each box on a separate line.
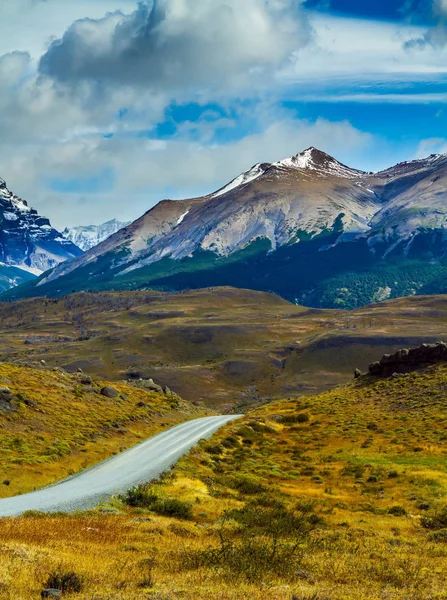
[416, 137, 447, 157]
[38, 0, 310, 92]
[0, 110, 373, 229]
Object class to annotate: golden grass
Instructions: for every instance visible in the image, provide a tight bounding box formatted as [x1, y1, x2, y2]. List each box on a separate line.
[2, 364, 447, 598]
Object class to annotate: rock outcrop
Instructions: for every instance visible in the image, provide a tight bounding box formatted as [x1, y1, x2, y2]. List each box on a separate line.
[369, 342, 447, 377]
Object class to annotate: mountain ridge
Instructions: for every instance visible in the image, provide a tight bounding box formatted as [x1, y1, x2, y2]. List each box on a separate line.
[62, 218, 132, 251]
[5, 147, 447, 308]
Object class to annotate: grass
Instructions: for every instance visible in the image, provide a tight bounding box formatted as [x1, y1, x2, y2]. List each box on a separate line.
[0, 362, 203, 498]
[1, 362, 447, 597]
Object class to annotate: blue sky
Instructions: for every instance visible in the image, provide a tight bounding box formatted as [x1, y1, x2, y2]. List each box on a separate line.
[1, 0, 447, 228]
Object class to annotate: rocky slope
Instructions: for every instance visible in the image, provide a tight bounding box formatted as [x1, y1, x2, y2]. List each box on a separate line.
[5, 148, 447, 308]
[0, 177, 82, 281]
[62, 218, 131, 251]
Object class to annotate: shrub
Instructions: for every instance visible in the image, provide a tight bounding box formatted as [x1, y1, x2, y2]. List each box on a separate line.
[182, 504, 318, 583]
[421, 507, 447, 530]
[428, 529, 447, 542]
[45, 569, 83, 593]
[150, 498, 193, 520]
[122, 485, 157, 508]
[280, 413, 310, 424]
[121, 485, 193, 519]
[223, 475, 267, 496]
[388, 506, 407, 517]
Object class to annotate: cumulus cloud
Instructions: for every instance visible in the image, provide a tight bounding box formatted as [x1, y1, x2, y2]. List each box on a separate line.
[404, 0, 447, 48]
[39, 0, 310, 91]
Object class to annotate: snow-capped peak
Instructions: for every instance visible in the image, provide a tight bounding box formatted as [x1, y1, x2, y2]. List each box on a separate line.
[274, 147, 365, 179]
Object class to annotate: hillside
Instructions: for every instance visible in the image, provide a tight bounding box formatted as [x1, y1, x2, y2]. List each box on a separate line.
[0, 288, 447, 409]
[6, 148, 447, 309]
[1, 356, 447, 598]
[0, 362, 202, 499]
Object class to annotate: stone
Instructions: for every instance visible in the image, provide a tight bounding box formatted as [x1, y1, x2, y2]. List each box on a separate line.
[100, 386, 119, 399]
[41, 590, 62, 599]
[354, 368, 362, 379]
[80, 376, 92, 385]
[77, 368, 84, 373]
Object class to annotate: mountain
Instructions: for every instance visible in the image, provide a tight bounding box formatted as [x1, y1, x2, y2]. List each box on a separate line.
[0, 177, 82, 290]
[5, 147, 447, 308]
[62, 219, 131, 251]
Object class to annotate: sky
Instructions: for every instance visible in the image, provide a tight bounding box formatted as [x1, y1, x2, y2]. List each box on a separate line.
[1, 0, 447, 229]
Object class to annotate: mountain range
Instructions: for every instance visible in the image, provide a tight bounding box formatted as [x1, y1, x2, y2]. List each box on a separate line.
[62, 219, 131, 251]
[4, 147, 447, 308]
[0, 177, 82, 293]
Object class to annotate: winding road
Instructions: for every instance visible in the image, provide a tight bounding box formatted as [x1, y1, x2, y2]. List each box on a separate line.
[0, 415, 240, 517]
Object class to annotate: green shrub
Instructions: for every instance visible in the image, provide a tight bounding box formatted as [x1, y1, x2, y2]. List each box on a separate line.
[150, 498, 193, 520]
[281, 413, 310, 424]
[223, 475, 267, 495]
[428, 529, 447, 542]
[45, 569, 83, 593]
[388, 506, 407, 517]
[121, 485, 193, 519]
[181, 504, 318, 583]
[421, 507, 447, 530]
[122, 485, 158, 508]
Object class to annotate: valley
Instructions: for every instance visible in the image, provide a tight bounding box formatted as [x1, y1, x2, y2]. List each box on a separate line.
[0, 287, 447, 410]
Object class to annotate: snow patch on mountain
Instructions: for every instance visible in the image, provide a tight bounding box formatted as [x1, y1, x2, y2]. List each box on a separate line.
[211, 164, 267, 198]
[0, 177, 82, 277]
[63, 219, 131, 251]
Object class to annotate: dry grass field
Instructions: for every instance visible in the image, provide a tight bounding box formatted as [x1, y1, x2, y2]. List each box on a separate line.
[1, 361, 447, 598]
[1, 288, 447, 410]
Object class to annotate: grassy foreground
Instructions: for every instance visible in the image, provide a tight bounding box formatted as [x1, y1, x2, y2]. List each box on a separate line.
[1, 364, 447, 598]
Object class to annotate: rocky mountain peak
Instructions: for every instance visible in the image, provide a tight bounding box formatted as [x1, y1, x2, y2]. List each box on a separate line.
[0, 177, 82, 275]
[274, 146, 365, 179]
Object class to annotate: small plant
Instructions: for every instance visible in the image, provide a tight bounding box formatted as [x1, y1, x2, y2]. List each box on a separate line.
[122, 485, 157, 508]
[45, 568, 83, 593]
[421, 506, 447, 530]
[388, 506, 407, 517]
[121, 485, 193, 519]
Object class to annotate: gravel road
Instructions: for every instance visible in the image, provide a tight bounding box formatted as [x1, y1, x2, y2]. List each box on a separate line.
[0, 415, 240, 517]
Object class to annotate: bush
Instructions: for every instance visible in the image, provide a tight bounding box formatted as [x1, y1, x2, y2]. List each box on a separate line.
[150, 498, 193, 520]
[223, 475, 267, 495]
[181, 504, 320, 583]
[45, 569, 83, 593]
[280, 413, 310, 424]
[388, 506, 407, 517]
[421, 507, 447, 530]
[122, 485, 193, 519]
[428, 528, 447, 542]
[122, 485, 157, 508]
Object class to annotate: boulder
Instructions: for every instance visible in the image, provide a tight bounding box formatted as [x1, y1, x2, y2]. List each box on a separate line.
[41, 590, 62, 599]
[80, 376, 92, 385]
[100, 386, 119, 399]
[354, 369, 362, 379]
